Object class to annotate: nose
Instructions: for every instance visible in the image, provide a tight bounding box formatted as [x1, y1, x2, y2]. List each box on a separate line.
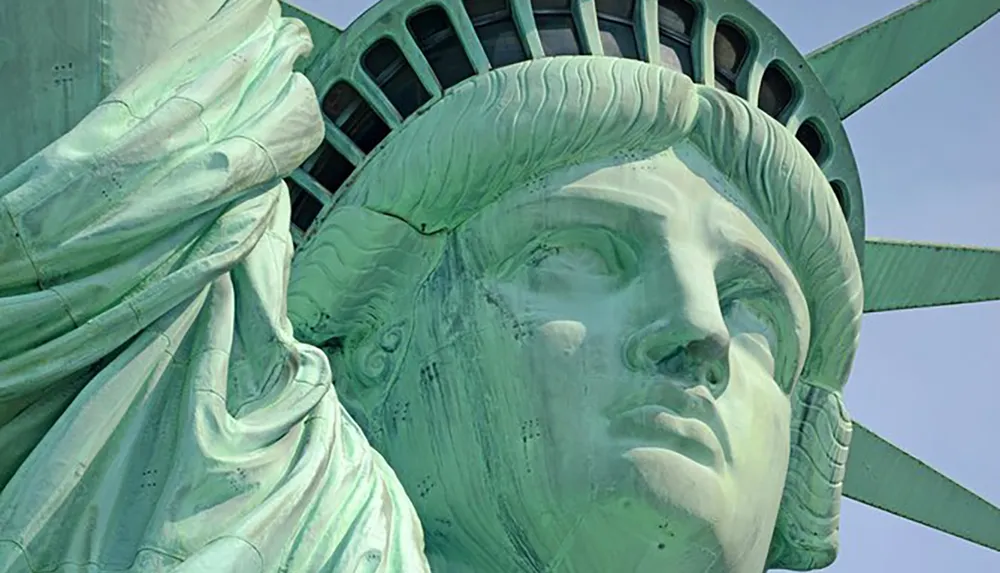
[623, 257, 731, 397]
[625, 317, 731, 397]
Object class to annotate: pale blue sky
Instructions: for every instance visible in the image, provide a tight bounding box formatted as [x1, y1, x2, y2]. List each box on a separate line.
[294, 1, 1000, 570]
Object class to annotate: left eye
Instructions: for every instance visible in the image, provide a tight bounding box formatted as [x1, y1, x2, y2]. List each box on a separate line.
[723, 299, 797, 390]
[723, 299, 777, 344]
[736, 331, 776, 376]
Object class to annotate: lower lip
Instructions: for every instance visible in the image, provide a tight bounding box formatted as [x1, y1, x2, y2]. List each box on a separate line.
[609, 406, 722, 467]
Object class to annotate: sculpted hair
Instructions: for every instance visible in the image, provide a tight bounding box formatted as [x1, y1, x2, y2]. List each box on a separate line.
[289, 57, 862, 570]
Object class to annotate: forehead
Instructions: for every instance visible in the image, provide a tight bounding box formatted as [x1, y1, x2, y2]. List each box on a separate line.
[459, 144, 791, 268]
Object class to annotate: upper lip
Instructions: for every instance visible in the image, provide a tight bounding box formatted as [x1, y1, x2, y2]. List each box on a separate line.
[604, 381, 733, 464]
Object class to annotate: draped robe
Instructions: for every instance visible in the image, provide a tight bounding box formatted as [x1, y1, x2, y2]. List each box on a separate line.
[0, 1, 428, 570]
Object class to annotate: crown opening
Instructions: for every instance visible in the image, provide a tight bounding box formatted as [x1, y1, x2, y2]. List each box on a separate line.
[409, 6, 477, 89]
[323, 81, 392, 154]
[712, 19, 750, 93]
[758, 62, 797, 121]
[363, 38, 431, 119]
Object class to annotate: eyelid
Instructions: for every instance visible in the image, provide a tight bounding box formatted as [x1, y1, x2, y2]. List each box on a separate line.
[726, 302, 798, 393]
[718, 262, 802, 387]
[724, 249, 809, 365]
[738, 331, 776, 377]
[495, 226, 639, 279]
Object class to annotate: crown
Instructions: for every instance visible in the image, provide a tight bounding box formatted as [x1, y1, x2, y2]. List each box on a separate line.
[282, 0, 870, 253]
[280, 0, 1000, 565]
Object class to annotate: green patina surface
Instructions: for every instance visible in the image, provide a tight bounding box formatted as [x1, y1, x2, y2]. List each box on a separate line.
[0, 0, 998, 571]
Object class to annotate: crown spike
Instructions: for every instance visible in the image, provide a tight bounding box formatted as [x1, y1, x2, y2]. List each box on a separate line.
[844, 422, 1000, 552]
[281, 1, 342, 73]
[806, 0, 1000, 119]
[863, 239, 1000, 313]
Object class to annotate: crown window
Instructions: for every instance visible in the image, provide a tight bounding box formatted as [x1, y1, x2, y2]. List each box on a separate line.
[656, 0, 696, 76]
[322, 81, 391, 154]
[595, 0, 639, 59]
[463, 0, 528, 68]
[363, 38, 431, 119]
[532, 0, 583, 56]
[796, 120, 827, 162]
[830, 179, 850, 216]
[408, 7, 476, 90]
[288, 178, 324, 231]
[714, 20, 749, 93]
[309, 141, 354, 196]
[758, 63, 797, 120]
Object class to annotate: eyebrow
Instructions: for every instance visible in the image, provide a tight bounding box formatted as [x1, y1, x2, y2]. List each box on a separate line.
[460, 193, 658, 269]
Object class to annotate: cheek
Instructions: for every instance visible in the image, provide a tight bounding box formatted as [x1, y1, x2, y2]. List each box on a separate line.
[530, 319, 626, 414]
[537, 320, 588, 356]
[720, 345, 792, 474]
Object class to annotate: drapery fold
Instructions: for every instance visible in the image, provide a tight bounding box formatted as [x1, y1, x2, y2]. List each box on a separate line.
[0, 1, 428, 570]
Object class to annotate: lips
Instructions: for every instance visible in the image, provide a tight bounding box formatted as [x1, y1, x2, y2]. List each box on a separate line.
[609, 405, 726, 468]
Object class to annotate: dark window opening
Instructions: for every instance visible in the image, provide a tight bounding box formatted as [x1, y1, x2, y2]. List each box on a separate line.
[596, 0, 639, 59]
[758, 63, 796, 120]
[658, 40, 693, 76]
[714, 21, 749, 93]
[477, 20, 529, 67]
[596, 0, 636, 21]
[796, 120, 826, 162]
[408, 7, 476, 90]
[322, 82, 390, 154]
[533, 2, 582, 57]
[309, 142, 354, 194]
[362, 39, 431, 119]
[288, 178, 324, 231]
[533, 0, 572, 9]
[830, 180, 850, 217]
[658, 0, 696, 37]
[463, 0, 528, 69]
[464, 0, 509, 21]
[598, 20, 639, 59]
[656, 0, 696, 76]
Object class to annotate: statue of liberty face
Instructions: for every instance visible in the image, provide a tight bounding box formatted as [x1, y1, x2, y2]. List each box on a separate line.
[352, 144, 811, 572]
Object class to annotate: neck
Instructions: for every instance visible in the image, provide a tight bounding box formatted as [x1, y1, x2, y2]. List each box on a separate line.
[421, 505, 742, 573]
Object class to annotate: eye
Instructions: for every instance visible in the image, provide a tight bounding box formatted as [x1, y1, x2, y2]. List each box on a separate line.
[723, 299, 777, 345]
[721, 296, 798, 393]
[497, 227, 638, 294]
[736, 331, 777, 379]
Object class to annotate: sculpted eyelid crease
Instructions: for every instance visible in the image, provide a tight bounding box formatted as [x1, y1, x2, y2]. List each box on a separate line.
[506, 228, 638, 269]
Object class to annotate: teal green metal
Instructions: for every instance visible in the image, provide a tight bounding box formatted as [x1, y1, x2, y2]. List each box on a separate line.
[844, 424, 1000, 553]
[0, 0, 998, 571]
[280, 3, 343, 73]
[807, 0, 1000, 120]
[863, 239, 1000, 312]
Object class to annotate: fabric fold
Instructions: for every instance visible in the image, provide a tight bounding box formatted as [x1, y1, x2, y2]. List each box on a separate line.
[0, 1, 429, 571]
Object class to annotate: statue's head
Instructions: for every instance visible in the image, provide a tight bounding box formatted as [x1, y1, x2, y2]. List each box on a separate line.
[289, 56, 862, 572]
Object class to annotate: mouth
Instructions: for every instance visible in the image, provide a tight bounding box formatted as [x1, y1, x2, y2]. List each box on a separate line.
[608, 405, 726, 468]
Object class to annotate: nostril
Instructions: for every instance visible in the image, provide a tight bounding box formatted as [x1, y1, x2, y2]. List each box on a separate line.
[706, 369, 720, 386]
[687, 334, 730, 362]
[653, 347, 685, 375]
[703, 361, 729, 394]
[625, 320, 731, 379]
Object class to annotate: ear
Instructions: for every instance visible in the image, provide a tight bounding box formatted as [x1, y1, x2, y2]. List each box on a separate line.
[332, 318, 413, 428]
[350, 318, 410, 389]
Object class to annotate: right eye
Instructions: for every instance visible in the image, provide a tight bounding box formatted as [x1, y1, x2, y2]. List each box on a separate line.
[498, 228, 639, 294]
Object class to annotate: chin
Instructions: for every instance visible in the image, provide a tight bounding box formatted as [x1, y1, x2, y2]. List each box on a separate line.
[622, 447, 732, 529]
